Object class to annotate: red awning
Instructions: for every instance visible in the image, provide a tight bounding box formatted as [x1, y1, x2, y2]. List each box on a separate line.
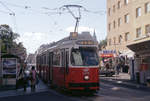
[100, 54, 114, 58]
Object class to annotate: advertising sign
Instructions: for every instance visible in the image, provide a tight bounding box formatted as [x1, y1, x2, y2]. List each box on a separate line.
[2, 58, 17, 78]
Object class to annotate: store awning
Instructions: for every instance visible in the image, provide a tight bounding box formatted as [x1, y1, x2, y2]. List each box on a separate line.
[100, 53, 114, 58]
[127, 40, 150, 54]
[119, 50, 134, 58]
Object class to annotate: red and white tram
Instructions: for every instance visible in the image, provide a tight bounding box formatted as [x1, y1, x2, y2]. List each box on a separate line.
[36, 32, 100, 91]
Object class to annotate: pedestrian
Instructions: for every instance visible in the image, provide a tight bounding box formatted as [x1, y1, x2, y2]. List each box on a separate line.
[116, 63, 120, 75]
[16, 68, 28, 92]
[106, 63, 109, 70]
[30, 66, 37, 92]
[23, 70, 28, 92]
[16, 68, 23, 90]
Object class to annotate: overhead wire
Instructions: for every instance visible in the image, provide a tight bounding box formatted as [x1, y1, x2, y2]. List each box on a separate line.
[0, 10, 11, 14]
[0, 0, 18, 33]
[0, 1, 15, 15]
[1, 0, 106, 16]
[0, 1, 105, 35]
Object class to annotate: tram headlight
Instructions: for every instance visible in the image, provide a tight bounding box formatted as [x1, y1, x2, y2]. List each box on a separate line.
[84, 75, 89, 80]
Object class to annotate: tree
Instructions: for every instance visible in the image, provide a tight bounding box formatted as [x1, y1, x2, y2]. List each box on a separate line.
[98, 39, 107, 51]
[0, 24, 20, 53]
[0, 24, 26, 61]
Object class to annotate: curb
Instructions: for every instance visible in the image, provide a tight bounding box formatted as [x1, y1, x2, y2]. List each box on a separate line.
[100, 78, 150, 92]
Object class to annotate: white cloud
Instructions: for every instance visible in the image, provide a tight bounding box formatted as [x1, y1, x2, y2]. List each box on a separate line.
[66, 26, 95, 33]
[18, 32, 52, 54]
[17, 27, 105, 54]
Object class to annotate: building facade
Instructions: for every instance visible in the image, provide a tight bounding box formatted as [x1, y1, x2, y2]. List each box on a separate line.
[106, 0, 150, 84]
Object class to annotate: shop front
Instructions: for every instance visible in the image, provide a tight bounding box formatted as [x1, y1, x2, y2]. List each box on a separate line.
[99, 50, 117, 76]
[127, 40, 150, 84]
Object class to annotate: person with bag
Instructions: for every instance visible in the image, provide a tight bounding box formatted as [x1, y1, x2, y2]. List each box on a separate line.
[30, 66, 37, 92]
[16, 68, 24, 90]
[16, 68, 28, 92]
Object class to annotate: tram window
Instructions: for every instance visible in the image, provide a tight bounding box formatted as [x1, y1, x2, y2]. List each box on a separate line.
[53, 52, 60, 66]
[44, 55, 46, 65]
[71, 48, 99, 66]
[71, 50, 83, 66]
[61, 51, 65, 67]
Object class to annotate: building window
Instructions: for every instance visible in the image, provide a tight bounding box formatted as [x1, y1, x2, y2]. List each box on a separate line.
[125, 32, 129, 41]
[124, 0, 129, 5]
[108, 23, 111, 31]
[118, 1, 121, 9]
[109, 39, 111, 46]
[136, 7, 141, 17]
[118, 18, 121, 27]
[145, 24, 150, 35]
[108, 8, 111, 16]
[113, 37, 116, 44]
[136, 27, 141, 38]
[118, 35, 122, 43]
[113, 5, 115, 12]
[113, 20, 116, 29]
[125, 14, 129, 23]
[145, 2, 150, 13]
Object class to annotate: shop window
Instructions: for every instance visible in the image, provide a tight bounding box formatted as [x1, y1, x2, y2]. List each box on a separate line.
[145, 2, 150, 13]
[136, 27, 141, 38]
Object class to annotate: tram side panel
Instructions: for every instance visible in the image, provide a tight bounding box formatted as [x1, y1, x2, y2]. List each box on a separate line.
[65, 67, 99, 90]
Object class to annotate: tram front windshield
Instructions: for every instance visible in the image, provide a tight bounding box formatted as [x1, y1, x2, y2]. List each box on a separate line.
[71, 47, 99, 66]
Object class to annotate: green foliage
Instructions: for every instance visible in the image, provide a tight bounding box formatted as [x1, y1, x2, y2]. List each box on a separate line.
[98, 39, 107, 50]
[0, 24, 24, 54]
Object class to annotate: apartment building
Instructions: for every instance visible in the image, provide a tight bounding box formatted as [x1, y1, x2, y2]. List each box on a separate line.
[107, 0, 150, 52]
[106, 0, 150, 84]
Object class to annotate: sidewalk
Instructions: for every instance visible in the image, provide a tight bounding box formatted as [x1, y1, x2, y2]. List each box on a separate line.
[0, 79, 49, 98]
[100, 73, 150, 92]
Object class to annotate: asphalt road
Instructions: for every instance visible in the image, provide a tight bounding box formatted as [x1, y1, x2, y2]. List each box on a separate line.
[0, 78, 150, 101]
[0, 91, 77, 101]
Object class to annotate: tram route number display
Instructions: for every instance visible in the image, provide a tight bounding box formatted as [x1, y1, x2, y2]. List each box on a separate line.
[2, 58, 17, 78]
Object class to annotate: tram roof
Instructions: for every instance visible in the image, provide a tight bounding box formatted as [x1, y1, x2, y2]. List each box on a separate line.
[54, 32, 96, 45]
[37, 32, 97, 55]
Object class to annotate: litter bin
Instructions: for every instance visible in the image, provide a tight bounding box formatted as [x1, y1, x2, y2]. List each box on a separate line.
[136, 72, 140, 84]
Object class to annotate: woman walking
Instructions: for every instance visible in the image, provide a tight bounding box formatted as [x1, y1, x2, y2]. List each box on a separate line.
[30, 66, 37, 92]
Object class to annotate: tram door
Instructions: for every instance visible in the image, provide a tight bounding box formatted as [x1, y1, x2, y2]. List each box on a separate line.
[65, 50, 69, 74]
[49, 52, 53, 84]
[61, 49, 66, 87]
[61, 49, 69, 87]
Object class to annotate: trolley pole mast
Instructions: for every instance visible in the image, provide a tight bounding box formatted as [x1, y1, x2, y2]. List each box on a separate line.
[60, 5, 82, 33]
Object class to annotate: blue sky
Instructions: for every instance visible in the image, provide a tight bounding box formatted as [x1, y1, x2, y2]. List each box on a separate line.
[0, 0, 106, 53]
